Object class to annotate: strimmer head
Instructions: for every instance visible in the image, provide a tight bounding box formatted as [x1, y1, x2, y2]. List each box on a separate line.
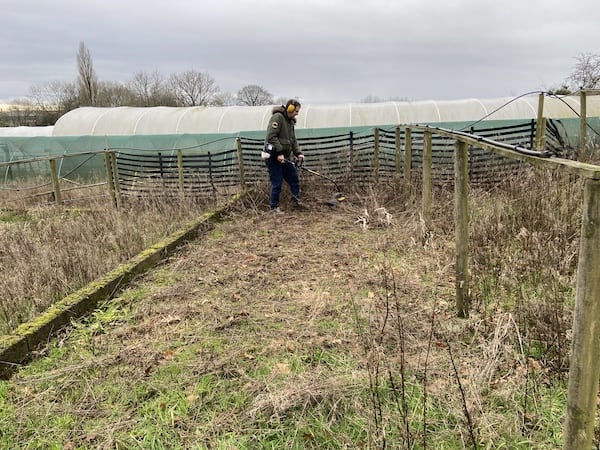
[325, 192, 346, 206]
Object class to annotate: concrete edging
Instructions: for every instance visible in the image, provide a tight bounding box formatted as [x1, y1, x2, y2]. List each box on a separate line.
[0, 193, 245, 378]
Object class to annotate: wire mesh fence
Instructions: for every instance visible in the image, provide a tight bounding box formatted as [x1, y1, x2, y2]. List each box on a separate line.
[0, 118, 578, 206]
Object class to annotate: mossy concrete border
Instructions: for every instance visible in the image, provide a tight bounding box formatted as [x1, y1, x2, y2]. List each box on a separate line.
[0, 192, 248, 379]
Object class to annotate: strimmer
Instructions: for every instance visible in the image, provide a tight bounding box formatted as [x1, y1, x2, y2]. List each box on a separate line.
[290, 159, 346, 206]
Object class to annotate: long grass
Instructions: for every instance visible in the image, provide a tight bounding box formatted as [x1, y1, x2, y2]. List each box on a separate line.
[0, 188, 218, 335]
[0, 157, 594, 448]
[349, 165, 585, 448]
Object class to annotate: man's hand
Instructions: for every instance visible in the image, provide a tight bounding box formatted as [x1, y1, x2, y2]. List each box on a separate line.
[292, 155, 305, 167]
[277, 154, 285, 163]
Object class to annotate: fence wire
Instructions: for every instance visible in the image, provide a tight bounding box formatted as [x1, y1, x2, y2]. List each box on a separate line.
[0, 119, 576, 201]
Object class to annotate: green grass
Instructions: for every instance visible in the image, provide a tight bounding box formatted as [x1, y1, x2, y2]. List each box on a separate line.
[0, 289, 569, 448]
[0, 209, 29, 223]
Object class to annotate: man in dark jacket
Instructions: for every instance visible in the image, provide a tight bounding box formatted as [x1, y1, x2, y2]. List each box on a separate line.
[264, 99, 304, 213]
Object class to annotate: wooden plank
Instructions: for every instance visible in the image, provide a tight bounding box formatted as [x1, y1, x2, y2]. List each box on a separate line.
[408, 125, 600, 179]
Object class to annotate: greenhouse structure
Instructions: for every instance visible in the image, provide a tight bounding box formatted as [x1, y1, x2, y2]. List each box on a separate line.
[48, 94, 600, 136]
[1, 93, 599, 192]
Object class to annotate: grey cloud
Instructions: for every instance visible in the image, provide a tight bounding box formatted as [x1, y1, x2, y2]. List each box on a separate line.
[1, 0, 599, 103]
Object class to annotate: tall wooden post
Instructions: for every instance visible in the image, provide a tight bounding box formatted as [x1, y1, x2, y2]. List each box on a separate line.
[236, 137, 245, 190]
[373, 128, 380, 185]
[349, 131, 355, 184]
[110, 152, 122, 209]
[580, 90, 588, 156]
[177, 150, 185, 200]
[454, 140, 469, 318]
[404, 127, 413, 195]
[49, 158, 62, 205]
[536, 118, 547, 152]
[535, 93, 546, 151]
[422, 129, 433, 232]
[394, 126, 402, 190]
[563, 178, 600, 450]
[104, 150, 117, 208]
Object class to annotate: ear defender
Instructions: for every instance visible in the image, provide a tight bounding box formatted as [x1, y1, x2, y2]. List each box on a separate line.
[287, 103, 296, 113]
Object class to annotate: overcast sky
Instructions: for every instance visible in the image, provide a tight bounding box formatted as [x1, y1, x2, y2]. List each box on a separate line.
[2, 0, 599, 105]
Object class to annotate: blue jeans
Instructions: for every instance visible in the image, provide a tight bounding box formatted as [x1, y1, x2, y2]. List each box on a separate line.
[265, 159, 300, 208]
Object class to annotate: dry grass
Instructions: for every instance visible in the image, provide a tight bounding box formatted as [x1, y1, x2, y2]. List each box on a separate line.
[0, 187, 220, 334]
[0, 170, 584, 448]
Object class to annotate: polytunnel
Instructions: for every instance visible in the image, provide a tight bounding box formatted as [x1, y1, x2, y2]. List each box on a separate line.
[0, 126, 53, 137]
[2, 94, 600, 187]
[51, 95, 600, 136]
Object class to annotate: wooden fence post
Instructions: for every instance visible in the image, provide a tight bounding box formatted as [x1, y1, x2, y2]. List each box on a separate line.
[394, 126, 402, 189]
[563, 178, 600, 450]
[373, 127, 380, 184]
[536, 118, 547, 152]
[208, 152, 216, 199]
[158, 152, 165, 189]
[535, 92, 546, 151]
[236, 137, 246, 189]
[110, 152, 122, 209]
[349, 131, 355, 184]
[454, 140, 469, 318]
[48, 158, 62, 205]
[422, 129, 433, 233]
[404, 127, 413, 194]
[104, 150, 117, 208]
[177, 150, 185, 200]
[580, 90, 588, 156]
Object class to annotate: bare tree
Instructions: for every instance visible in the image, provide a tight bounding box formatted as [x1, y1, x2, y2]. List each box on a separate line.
[2, 100, 34, 126]
[566, 53, 600, 91]
[128, 70, 175, 106]
[96, 81, 136, 107]
[76, 41, 98, 106]
[361, 95, 383, 103]
[169, 69, 219, 106]
[236, 84, 273, 106]
[29, 80, 79, 122]
[211, 91, 236, 106]
[0, 96, 62, 126]
[361, 94, 410, 103]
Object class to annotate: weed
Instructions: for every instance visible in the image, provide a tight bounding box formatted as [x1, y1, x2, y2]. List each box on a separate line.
[0, 165, 589, 448]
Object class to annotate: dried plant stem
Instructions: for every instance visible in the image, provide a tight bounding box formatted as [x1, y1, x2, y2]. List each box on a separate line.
[445, 334, 478, 449]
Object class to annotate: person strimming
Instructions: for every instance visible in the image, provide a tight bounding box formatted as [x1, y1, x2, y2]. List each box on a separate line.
[264, 99, 305, 213]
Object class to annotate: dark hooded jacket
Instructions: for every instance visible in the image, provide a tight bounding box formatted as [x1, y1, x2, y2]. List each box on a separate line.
[266, 105, 300, 159]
